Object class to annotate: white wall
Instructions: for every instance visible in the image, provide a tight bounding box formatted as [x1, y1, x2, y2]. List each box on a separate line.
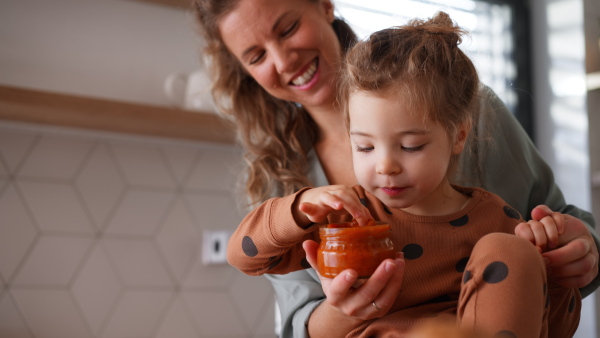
[0, 120, 276, 338]
[0, 0, 203, 108]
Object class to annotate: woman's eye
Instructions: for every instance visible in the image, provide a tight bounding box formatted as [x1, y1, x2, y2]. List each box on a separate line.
[281, 21, 299, 37]
[249, 51, 265, 65]
[402, 145, 425, 153]
[355, 146, 374, 153]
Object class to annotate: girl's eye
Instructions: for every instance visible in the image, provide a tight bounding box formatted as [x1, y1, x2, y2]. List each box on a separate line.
[402, 145, 425, 153]
[355, 145, 374, 153]
[281, 21, 299, 37]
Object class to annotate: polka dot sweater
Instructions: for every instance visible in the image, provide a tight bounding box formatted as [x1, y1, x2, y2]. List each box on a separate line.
[228, 186, 522, 298]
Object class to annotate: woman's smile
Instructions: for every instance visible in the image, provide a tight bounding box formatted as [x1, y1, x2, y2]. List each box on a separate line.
[291, 58, 319, 89]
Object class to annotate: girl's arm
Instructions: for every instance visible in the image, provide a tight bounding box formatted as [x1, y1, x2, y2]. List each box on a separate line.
[226, 188, 317, 276]
[228, 185, 373, 276]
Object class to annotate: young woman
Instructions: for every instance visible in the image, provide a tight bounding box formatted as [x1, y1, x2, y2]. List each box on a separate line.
[193, 0, 598, 337]
[226, 12, 581, 337]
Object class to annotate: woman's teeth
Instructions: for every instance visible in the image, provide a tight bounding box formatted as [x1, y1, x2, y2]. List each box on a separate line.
[292, 60, 317, 86]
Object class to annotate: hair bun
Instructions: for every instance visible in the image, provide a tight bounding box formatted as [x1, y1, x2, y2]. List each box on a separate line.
[407, 11, 463, 48]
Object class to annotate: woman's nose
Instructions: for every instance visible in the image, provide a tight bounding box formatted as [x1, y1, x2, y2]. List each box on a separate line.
[376, 157, 401, 175]
[271, 46, 298, 74]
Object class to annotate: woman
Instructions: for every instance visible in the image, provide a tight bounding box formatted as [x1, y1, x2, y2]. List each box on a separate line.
[193, 0, 598, 337]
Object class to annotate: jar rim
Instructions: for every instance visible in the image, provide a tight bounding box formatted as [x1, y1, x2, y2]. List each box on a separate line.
[319, 221, 390, 236]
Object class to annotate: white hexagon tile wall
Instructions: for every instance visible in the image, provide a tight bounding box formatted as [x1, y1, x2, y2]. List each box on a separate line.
[0, 121, 276, 338]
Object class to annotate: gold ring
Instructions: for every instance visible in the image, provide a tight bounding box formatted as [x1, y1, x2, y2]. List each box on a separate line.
[372, 301, 382, 311]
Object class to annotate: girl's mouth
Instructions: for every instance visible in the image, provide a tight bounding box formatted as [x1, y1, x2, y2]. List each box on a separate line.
[381, 187, 405, 196]
[290, 58, 318, 87]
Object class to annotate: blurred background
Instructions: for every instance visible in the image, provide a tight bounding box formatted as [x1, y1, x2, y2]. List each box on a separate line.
[0, 0, 599, 337]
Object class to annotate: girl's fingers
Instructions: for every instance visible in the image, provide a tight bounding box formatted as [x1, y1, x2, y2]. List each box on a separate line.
[538, 215, 560, 249]
[301, 186, 375, 225]
[324, 187, 373, 222]
[550, 212, 565, 235]
[298, 202, 333, 223]
[354, 206, 374, 226]
[528, 220, 549, 252]
[319, 192, 346, 211]
[530, 204, 553, 221]
[515, 222, 536, 245]
[335, 192, 369, 222]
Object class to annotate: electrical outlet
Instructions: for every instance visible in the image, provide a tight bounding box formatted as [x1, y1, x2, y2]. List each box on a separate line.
[202, 230, 231, 265]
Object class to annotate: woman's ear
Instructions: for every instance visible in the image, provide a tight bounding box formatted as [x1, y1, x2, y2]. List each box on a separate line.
[321, 0, 335, 23]
[452, 121, 471, 155]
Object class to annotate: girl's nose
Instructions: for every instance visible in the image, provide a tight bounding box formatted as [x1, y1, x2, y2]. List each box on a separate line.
[376, 156, 401, 175]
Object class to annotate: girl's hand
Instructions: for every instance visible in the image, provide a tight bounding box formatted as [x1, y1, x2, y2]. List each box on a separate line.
[515, 209, 565, 252]
[302, 240, 405, 321]
[296, 185, 373, 226]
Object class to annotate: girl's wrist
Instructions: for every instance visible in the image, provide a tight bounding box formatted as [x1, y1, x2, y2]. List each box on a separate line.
[292, 188, 314, 228]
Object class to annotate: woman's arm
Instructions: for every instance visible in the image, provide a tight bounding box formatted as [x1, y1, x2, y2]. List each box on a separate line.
[265, 270, 327, 338]
[458, 85, 599, 296]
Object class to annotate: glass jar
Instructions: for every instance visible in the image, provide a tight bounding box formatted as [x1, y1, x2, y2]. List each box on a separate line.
[317, 221, 395, 278]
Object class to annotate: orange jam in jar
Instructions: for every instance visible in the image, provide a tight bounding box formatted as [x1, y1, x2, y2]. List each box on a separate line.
[317, 221, 395, 278]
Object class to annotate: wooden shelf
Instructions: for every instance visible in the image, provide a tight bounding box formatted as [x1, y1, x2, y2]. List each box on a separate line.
[0, 85, 235, 144]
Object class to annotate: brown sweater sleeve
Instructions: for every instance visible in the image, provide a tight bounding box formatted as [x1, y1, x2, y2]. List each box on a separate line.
[226, 188, 319, 276]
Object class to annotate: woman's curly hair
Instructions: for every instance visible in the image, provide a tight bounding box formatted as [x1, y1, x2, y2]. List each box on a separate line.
[194, 0, 357, 208]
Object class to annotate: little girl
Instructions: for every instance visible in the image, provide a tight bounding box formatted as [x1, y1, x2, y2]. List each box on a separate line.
[227, 12, 580, 337]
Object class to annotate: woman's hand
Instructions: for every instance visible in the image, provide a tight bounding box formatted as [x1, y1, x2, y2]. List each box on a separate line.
[527, 205, 598, 288]
[295, 185, 374, 226]
[302, 240, 405, 337]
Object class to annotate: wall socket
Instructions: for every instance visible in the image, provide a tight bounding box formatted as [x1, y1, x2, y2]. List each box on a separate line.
[202, 230, 232, 265]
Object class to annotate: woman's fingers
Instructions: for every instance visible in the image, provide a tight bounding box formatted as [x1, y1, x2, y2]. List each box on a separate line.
[304, 239, 405, 320]
[543, 238, 591, 269]
[549, 251, 596, 278]
[368, 256, 405, 311]
[339, 256, 404, 318]
[302, 240, 319, 268]
[326, 270, 359, 307]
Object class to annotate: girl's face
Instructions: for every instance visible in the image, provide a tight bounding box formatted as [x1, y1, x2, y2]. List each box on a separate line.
[349, 90, 468, 216]
[218, 0, 341, 111]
